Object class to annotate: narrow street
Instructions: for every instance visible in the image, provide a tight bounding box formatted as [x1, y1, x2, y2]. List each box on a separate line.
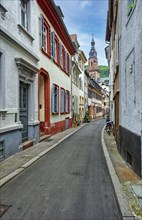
[1, 119, 122, 220]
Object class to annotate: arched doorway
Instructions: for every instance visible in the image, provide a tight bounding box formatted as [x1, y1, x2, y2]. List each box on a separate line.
[38, 68, 50, 135]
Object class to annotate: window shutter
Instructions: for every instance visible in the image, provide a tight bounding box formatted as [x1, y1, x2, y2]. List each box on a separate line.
[50, 32, 53, 57]
[65, 51, 67, 72]
[53, 32, 55, 59]
[65, 91, 68, 112]
[64, 90, 66, 112]
[56, 87, 59, 113]
[61, 89, 64, 113]
[51, 85, 55, 113]
[69, 57, 72, 76]
[68, 92, 70, 113]
[40, 15, 44, 49]
[59, 43, 62, 66]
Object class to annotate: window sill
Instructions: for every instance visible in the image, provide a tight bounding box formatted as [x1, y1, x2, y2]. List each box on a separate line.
[42, 50, 51, 59]
[52, 112, 59, 115]
[0, 109, 7, 113]
[60, 112, 70, 115]
[18, 24, 34, 42]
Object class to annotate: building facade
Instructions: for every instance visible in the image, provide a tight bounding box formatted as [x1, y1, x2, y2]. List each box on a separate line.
[37, 0, 75, 136]
[106, 0, 142, 177]
[0, 0, 75, 159]
[70, 35, 87, 123]
[78, 49, 87, 121]
[0, 0, 39, 158]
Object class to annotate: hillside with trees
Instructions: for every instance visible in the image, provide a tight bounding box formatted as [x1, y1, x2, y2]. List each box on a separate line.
[99, 65, 109, 78]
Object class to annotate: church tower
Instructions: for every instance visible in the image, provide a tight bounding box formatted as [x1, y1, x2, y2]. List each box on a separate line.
[88, 35, 99, 82]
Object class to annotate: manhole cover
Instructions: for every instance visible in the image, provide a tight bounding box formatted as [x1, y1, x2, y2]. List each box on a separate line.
[0, 205, 11, 217]
[73, 172, 80, 175]
[43, 139, 53, 142]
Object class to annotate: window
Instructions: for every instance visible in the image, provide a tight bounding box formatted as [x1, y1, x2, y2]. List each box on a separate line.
[60, 89, 70, 113]
[40, 15, 50, 55]
[127, 0, 136, 16]
[20, 0, 29, 30]
[51, 84, 59, 113]
[0, 51, 6, 110]
[0, 140, 5, 159]
[50, 31, 55, 59]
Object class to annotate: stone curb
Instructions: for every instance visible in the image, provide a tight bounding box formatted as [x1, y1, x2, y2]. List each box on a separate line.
[0, 124, 85, 187]
[101, 126, 135, 220]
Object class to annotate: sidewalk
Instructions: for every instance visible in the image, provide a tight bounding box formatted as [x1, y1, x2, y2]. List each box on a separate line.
[0, 124, 85, 187]
[103, 128, 142, 220]
[0, 121, 142, 219]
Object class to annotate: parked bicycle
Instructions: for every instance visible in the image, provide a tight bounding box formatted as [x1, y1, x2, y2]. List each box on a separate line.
[105, 115, 113, 135]
[105, 121, 112, 135]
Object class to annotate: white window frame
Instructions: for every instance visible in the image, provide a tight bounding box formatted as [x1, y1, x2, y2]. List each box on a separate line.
[0, 50, 6, 111]
[20, 0, 30, 31]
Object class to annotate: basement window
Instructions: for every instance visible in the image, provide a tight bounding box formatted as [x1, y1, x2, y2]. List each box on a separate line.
[127, 151, 132, 166]
[0, 140, 5, 160]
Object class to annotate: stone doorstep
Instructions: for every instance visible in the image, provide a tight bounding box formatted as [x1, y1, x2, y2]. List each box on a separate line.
[21, 140, 34, 150]
[39, 134, 51, 142]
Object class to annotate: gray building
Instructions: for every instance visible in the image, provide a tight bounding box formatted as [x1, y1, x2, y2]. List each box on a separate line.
[0, 1, 39, 159]
[105, 0, 142, 177]
[119, 0, 142, 176]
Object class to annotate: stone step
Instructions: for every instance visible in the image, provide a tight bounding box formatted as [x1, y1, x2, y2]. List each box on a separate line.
[39, 135, 51, 142]
[22, 140, 34, 150]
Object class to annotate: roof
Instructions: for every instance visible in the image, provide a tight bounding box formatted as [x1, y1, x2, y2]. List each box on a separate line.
[37, 0, 76, 55]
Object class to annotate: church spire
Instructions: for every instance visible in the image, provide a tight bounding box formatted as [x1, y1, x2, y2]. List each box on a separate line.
[89, 35, 97, 60]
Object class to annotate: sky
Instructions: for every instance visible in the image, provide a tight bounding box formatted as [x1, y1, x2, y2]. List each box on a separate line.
[54, 0, 108, 65]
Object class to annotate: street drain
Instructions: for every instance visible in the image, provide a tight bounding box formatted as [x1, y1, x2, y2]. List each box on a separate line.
[0, 205, 11, 217]
[73, 172, 80, 175]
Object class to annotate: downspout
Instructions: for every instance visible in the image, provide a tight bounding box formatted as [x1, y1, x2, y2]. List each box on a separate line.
[140, 4, 142, 177]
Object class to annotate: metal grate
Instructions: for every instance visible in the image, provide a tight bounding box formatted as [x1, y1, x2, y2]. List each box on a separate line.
[73, 171, 80, 175]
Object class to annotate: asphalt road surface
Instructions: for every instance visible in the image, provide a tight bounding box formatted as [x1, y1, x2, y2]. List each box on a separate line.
[1, 119, 122, 220]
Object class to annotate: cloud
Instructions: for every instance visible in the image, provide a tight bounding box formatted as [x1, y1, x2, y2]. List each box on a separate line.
[54, 0, 108, 65]
[80, 0, 92, 9]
